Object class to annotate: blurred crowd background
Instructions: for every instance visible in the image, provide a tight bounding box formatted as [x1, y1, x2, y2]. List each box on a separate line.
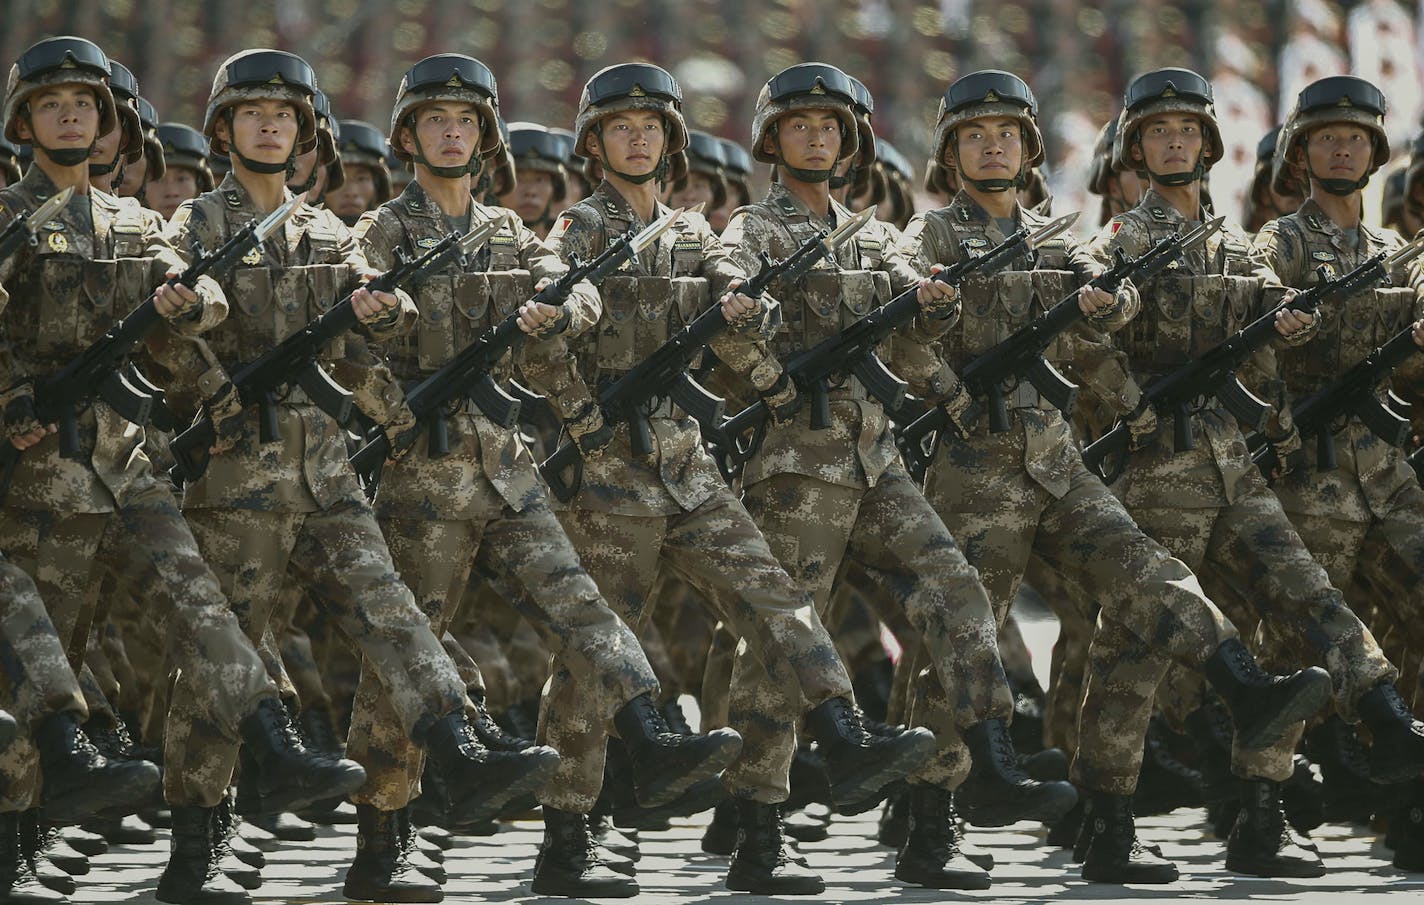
[3, 0, 1421, 224]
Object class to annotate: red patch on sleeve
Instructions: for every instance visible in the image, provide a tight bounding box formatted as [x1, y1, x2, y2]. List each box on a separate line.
[1111, 221, 1122, 234]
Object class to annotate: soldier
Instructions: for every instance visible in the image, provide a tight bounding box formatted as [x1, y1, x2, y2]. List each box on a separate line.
[712, 61, 1078, 888]
[1084, 67, 1423, 880]
[348, 52, 740, 901]
[1243, 126, 1304, 233]
[496, 121, 568, 239]
[0, 36, 368, 905]
[85, 60, 143, 196]
[131, 96, 165, 202]
[712, 138, 753, 232]
[665, 130, 727, 214]
[533, 61, 934, 896]
[1252, 74, 1424, 873]
[896, 69, 1333, 886]
[286, 89, 340, 205]
[157, 48, 559, 901]
[148, 123, 213, 220]
[1086, 117, 1144, 227]
[325, 120, 391, 226]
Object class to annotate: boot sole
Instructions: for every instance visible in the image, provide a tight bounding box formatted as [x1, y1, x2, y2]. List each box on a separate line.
[893, 866, 992, 890]
[445, 750, 561, 830]
[155, 878, 252, 905]
[620, 776, 729, 829]
[1237, 670, 1332, 752]
[255, 764, 368, 817]
[633, 731, 743, 809]
[530, 876, 639, 898]
[343, 880, 444, 903]
[725, 873, 826, 895]
[829, 733, 937, 812]
[1224, 854, 1326, 878]
[959, 780, 1079, 828]
[44, 761, 162, 824]
[1082, 864, 1179, 884]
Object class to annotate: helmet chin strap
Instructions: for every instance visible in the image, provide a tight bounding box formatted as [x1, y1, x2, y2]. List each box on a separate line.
[24, 112, 95, 167]
[1306, 164, 1368, 196]
[772, 131, 836, 184]
[949, 136, 1025, 194]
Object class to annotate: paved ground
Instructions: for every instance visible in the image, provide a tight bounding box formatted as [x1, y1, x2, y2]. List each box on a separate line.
[68, 606, 1424, 903]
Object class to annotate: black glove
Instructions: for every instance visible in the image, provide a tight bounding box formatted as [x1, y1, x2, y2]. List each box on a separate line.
[760, 372, 802, 426]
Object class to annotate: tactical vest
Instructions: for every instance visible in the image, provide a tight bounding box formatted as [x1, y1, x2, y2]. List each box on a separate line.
[580, 210, 710, 381]
[12, 200, 155, 364]
[381, 203, 534, 381]
[188, 195, 355, 367]
[1118, 216, 1259, 376]
[1272, 219, 1417, 394]
[757, 201, 892, 367]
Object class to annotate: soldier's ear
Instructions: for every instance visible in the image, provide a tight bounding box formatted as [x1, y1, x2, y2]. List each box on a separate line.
[1130, 144, 1144, 163]
[398, 126, 417, 158]
[761, 133, 777, 157]
[585, 132, 603, 161]
[213, 117, 230, 152]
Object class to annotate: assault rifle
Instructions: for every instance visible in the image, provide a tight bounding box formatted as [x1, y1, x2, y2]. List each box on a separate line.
[539, 206, 877, 501]
[349, 208, 684, 490]
[708, 211, 1080, 479]
[896, 217, 1222, 478]
[169, 213, 507, 482]
[1082, 236, 1424, 483]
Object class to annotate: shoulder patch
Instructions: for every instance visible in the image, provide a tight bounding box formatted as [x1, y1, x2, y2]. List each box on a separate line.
[547, 215, 575, 242]
[1110, 220, 1123, 235]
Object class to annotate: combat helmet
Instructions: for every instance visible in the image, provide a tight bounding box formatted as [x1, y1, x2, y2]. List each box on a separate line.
[4, 36, 118, 166]
[203, 50, 318, 175]
[673, 130, 728, 209]
[752, 62, 859, 183]
[507, 121, 568, 203]
[574, 63, 687, 185]
[1113, 68, 1222, 186]
[1273, 75, 1389, 197]
[389, 53, 501, 178]
[336, 120, 392, 204]
[137, 96, 165, 181]
[932, 70, 1043, 193]
[158, 122, 215, 192]
[96, 60, 144, 174]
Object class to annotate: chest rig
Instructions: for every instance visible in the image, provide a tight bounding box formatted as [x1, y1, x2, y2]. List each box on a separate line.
[759, 197, 891, 366]
[582, 202, 709, 381]
[1119, 212, 1258, 376]
[190, 193, 355, 367]
[10, 195, 155, 364]
[1274, 217, 1417, 393]
[384, 202, 533, 381]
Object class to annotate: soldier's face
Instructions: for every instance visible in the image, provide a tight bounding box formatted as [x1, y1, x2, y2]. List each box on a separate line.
[403, 102, 482, 170]
[146, 165, 199, 220]
[89, 125, 124, 172]
[668, 171, 716, 209]
[770, 112, 842, 176]
[218, 100, 300, 166]
[115, 150, 146, 196]
[1304, 124, 1371, 186]
[19, 85, 101, 151]
[501, 167, 554, 223]
[288, 147, 320, 189]
[325, 165, 376, 219]
[952, 116, 1023, 182]
[590, 111, 666, 179]
[1133, 114, 1204, 177]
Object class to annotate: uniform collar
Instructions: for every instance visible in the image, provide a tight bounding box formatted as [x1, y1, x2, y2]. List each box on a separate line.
[766, 181, 853, 227]
[1135, 188, 1197, 226]
[592, 181, 668, 230]
[396, 179, 484, 224]
[216, 171, 297, 218]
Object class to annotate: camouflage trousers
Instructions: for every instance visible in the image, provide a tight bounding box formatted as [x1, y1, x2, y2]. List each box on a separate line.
[1085, 477, 1396, 788]
[0, 554, 87, 811]
[350, 492, 657, 811]
[647, 575, 717, 700]
[545, 488, 852, 811]
[167, 496, 464, 807]
[455, 576, 550, 708]
[923, 446, 1236, 795]
[1025, 555, 1097, 757]
[735, 463, 1012, 794]
[0, 473, 276, 810]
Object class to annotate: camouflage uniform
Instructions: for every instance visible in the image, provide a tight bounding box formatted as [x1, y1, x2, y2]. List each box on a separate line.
[1078, 189, 1395, 788]
[0, 167, 281, 810]
[157, 174, 466, 806]
[895, 190, 1238, 792]
[533, 182, 853, 809]
[717, 183, 1012, 794]
[345, 180, 658, 810]
[1252, 199, 1424, 705]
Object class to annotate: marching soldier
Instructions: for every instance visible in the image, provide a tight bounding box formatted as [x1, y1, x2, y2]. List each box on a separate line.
[148, 123, 214, 220]
[325, 120, 392, 226]
[497, 121, 568, 239]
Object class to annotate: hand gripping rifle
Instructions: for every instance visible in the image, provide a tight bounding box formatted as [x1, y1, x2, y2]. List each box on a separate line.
[349, 207, 685, 490]
[169, 212, 507, 482]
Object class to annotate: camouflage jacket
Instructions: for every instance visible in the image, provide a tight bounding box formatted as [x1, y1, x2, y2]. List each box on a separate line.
[720, 182, 945, 490]
[900, 191, 1136, 497]
[163, 173, 414, 512]
[0, 166, 224, 513]
[352, 181, 599, 520]
[1252, 198, 1424, 522]
[537, 181, 759, 515]
[1088, 188, 1288, 509]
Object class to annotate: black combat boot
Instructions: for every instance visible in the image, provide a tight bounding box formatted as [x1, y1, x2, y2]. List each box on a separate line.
[1078, 793, 1178, 884]
[947, 791, 995, 870]
[342, 805, 442, 903]
[804, 697, 935, 809]
[724, 799, 824, 895]
[1047, 798, 1083, 852]
[1306, 715, 1380, 823]
[1202, 639, 1331, 750]
[1134, 720, 1205, 816]
[209, 797, 261, 891]
[877, 785, 909, 848]
[956, 719, 1077, 826]
[32, 712, 159, 824]
[786, 745, 832, 812]
[421, 710, 560, 831]
[893, 785, 991, 889]
[1395, 780, 1424, 872]
[1224, 779, 1325, 878]
[238, 698, 366, 816]
[588, 814, 640, 868]
[611, 693, 742, 808]
[1281, 754, 1325, 834]
[700, 800, 738, 856]
[394, 810, 446, 884]
[16, 813, 75, 897]
[530, 808, 638, 898]
[1357, 681, 1424, 784]
[0, 811, 65, 905]
[470, 695, 533, 752]
[155, 806, 251, 905]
